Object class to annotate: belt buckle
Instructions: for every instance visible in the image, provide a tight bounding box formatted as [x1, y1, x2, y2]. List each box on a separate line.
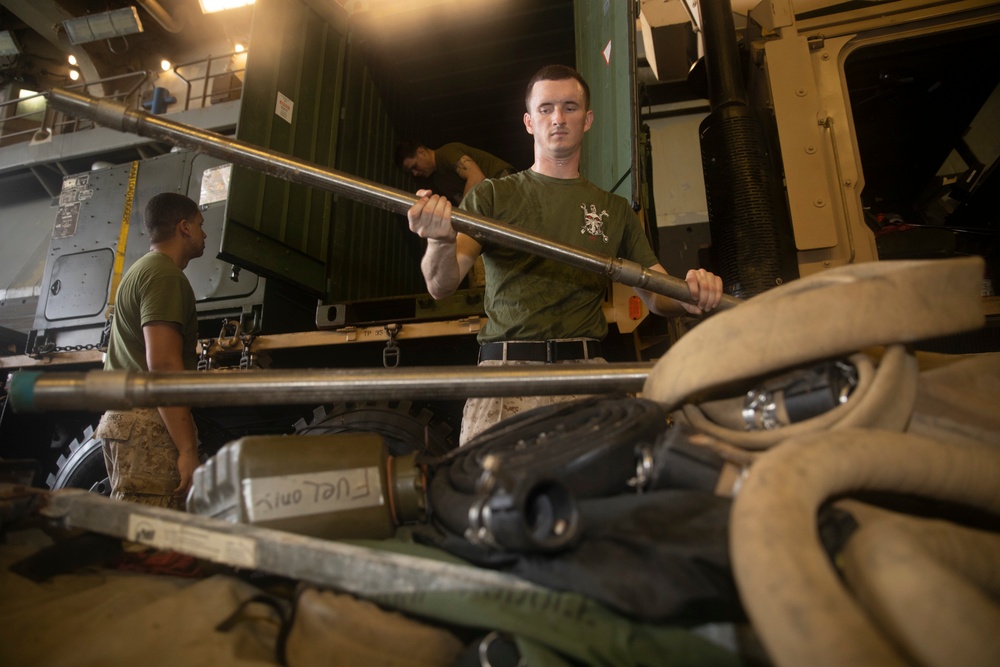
[545, 340, 556, 363]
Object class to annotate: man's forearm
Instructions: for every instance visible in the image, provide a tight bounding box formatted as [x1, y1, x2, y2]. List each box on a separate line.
[421, 238, 463, 299]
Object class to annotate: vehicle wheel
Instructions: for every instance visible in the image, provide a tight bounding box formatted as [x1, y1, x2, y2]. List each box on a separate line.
[293, 400, 458, 458]
[45, 425, 111, 495]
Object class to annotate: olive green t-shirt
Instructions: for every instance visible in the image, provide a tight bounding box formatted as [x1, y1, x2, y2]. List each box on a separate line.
[436, 143, 514, 179]
[104, 251, 199, 372]
[433, 143, 514, 204]
[462, 170, 659, 343]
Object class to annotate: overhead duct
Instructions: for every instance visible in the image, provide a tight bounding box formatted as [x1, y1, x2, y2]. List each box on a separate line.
[62, 7, 144, 45]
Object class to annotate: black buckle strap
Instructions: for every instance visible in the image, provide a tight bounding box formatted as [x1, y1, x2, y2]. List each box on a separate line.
[478, 340, 602, 363]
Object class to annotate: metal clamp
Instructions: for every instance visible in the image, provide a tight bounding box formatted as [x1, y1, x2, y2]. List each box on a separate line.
[743, 389, 781, 430]
[239, 334, 256, 370]
[197, 339, 213, 371]
[217, 319, 242, 351]
[478, 631, 526, 667]
[626, 445, 654, 493]
[383, 323, 401, 368]
[465, 455, 501, 549]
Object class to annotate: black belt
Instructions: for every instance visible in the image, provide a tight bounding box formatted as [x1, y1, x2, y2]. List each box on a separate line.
[478, 340, 603, 363]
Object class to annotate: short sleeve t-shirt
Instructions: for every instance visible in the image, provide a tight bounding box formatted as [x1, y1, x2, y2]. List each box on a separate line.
[461, 170, 659, 343]
[104, 251, 199, 372]
[433, 143, 515, 205]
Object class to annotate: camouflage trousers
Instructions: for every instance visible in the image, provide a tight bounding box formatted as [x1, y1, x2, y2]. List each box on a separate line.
[96, 408, 192, 510]
[459, 358, 608, 445]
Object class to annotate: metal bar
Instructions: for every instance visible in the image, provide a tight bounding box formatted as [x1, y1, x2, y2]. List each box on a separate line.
[44, 87, 741, 311]
[9, 363, 653, 412]
[41, 488, 544, 597]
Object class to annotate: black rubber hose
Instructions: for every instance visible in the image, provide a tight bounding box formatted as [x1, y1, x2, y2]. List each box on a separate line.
[441, 395, 669, 498]
[425, 395, 669, 553]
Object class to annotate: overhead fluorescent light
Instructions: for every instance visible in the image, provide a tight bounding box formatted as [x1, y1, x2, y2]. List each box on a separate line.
[63, 7, 144, 45]
[0, 30, 21, 57]
[199, 0, 255, 14]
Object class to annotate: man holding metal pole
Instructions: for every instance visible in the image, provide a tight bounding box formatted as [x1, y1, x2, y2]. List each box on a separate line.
[408, 65, 723, 443]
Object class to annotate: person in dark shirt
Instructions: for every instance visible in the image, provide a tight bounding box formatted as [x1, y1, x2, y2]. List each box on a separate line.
[396, 140, 515, 205]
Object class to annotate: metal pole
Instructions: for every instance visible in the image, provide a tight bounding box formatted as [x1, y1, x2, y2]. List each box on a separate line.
[44, 87, 741, 311]
[9, 363, 653, 412]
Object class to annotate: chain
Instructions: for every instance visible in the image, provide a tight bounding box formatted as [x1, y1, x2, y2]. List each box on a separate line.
[30, 341, 105, 358]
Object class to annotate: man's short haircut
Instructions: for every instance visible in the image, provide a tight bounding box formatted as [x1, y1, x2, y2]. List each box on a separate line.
[144, 192, 200, 243]
[394, 139, 427, 168]
[524, 64, 591, 111]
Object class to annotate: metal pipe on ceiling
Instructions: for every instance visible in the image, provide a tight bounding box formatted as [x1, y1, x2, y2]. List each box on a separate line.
[43, 87, 742, 311]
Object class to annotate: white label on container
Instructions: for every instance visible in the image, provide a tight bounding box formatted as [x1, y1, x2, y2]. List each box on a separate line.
[243, 466, 384, 523]
[127, 514, 258, 569]
[275, 91, 294, 123]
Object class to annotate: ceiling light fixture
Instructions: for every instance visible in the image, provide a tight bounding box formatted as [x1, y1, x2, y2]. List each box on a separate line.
[161, 59, 172, 71]
[68, 54, 78, 65]
[69, 69, 80, 81]
[0, 30, 22, 57]
[62, 7, 144, 46]
[199, 0, 255, 14]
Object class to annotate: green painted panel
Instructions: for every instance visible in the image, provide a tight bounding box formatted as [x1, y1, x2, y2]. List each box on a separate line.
[575, 0, 637, 205]
[222, 0, 346, 296]
[328, 48, 425, 302]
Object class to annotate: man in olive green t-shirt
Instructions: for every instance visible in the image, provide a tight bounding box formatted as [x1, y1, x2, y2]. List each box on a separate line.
[396, 140, 515, 205]
[407, 65, 725, 443]
[95, 192, 206, 509]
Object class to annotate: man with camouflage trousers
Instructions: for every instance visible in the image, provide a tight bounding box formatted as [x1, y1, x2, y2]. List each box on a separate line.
[95, 192, 206, 509]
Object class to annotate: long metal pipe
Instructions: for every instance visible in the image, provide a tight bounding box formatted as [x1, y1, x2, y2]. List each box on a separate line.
[44, 87, 741, 311]
[8, 364, 654, 412]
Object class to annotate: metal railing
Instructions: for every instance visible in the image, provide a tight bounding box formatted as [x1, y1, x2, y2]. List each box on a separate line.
[173, 51, 246, 112]
[0, 51, 246, 148]
[0, 71, 149, 146]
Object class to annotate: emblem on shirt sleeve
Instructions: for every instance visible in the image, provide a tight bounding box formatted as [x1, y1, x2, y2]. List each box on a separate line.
[580, 204, 609, 242]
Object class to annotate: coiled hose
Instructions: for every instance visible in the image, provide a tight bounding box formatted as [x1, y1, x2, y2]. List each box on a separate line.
[730, 430, 1000, 667]
[640, 257, 999, 666]
[642, 257, 985, 410]
[837, 499, 1000, 667]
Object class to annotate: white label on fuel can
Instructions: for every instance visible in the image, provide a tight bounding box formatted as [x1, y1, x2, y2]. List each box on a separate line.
[243, 466, 385, 522]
